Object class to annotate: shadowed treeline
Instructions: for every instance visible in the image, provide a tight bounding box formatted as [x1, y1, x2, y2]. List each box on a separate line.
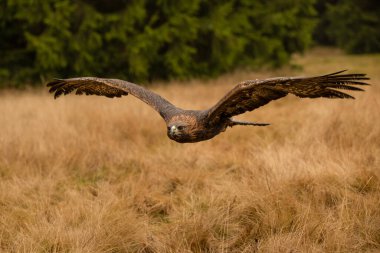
[1, 0, 379, 86]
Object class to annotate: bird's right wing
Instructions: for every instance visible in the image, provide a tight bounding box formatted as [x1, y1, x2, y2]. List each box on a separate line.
[205, 70, 370, 125]
[47, 77, 178, 120]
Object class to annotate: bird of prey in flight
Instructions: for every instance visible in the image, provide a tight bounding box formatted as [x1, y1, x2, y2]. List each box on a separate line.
[47, 70, 369, 143]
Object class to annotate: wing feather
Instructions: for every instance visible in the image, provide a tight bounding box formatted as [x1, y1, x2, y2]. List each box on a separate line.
[47, 77, 178, 120]
[206, 70, 370, 124]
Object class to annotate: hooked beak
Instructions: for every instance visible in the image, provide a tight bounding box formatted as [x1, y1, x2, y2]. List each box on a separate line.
[168, 125, 178, 135]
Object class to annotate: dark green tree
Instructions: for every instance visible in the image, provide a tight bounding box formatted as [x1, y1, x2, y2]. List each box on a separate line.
[1, 0, 317, 87]
[314, 0, 380, 53]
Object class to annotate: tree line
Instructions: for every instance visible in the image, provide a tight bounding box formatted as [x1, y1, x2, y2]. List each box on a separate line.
[1, 0, 379, 87]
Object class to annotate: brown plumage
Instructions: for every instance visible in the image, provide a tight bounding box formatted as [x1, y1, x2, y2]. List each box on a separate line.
[47, 70, 370, 143]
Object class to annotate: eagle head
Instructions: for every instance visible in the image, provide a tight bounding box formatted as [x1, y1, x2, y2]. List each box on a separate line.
[166, 114, 207, 143]
[167, 123, 189, 141]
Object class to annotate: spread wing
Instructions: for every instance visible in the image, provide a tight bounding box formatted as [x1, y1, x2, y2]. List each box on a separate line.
[47, 77, 178, 120]
[206, 70, 370, 125]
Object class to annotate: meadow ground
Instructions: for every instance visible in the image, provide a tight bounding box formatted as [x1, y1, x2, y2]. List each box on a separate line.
[0, 48, 379, 252]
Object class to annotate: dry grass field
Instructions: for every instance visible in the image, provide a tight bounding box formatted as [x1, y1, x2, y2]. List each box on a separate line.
[0, 48, 379, 252]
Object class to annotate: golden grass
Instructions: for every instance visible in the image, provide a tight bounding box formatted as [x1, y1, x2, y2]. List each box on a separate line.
[0, 48, 379, 252]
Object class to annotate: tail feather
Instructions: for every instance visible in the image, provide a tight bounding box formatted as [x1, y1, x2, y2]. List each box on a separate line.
[229, 120, 270, 127]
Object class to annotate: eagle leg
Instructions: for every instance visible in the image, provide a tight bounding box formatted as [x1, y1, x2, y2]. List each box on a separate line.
[228, 119, 270, 127]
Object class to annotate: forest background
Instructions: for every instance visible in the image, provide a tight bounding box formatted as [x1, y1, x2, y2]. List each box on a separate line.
[1, 0, 379, 87]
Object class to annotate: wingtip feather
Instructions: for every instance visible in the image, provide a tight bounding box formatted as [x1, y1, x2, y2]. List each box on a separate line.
[322, 70, 347, 76]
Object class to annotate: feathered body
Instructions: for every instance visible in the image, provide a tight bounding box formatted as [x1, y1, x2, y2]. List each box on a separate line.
[47, 71, 370, 143]
[165, 112, 230, 143]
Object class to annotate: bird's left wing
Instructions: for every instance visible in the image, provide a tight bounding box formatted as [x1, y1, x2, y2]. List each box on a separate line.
[205, 70, 370, 125]
[47, 77, 178, 120]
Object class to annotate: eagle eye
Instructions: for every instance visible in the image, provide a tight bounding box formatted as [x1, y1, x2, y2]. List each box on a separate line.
[177, 126, 184, 131]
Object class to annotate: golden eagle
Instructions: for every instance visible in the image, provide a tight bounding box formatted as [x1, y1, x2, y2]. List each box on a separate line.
[47, 70, 369, 143]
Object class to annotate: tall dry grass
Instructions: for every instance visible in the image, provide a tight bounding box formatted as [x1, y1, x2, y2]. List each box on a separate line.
[0, 48, 379, 252]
